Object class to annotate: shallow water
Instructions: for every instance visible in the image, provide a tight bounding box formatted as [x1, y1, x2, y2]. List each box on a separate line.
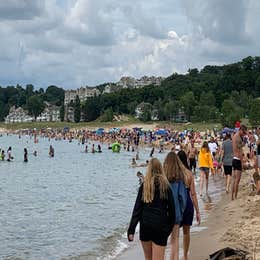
[0, 135, 225, 260]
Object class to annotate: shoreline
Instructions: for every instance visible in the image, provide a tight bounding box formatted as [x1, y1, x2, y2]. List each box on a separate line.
[116, 170, 260, 260]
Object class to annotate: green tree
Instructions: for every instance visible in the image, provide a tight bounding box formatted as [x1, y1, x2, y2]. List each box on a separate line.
[45, 85, 65, 106]
[82, 98, 101, 122]
[74, 95, 81, 123]
[25, 84, 34, 98]
[101, 107, 114, 122]
[60, 104, 65, 122]
[249, 98, 260, 126]
[221, 99, 243, 127]
[180, 91, 197, 121]
[27, 95, 45, 120]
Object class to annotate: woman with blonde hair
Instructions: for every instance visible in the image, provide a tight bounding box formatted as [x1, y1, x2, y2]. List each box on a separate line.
[128, 158, 175, 260]
[198, 141, 214, 196]
[163, 151, 189, 260]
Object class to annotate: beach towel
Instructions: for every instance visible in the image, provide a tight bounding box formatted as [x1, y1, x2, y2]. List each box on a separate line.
[170, 180, 187, 224]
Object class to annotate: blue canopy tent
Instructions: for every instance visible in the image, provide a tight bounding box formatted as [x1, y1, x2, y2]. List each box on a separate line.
[109, 128, 120, 134]
[155, 129, 168, 135]
[96, 128, 105, 135]
[221, 127, 235, 134]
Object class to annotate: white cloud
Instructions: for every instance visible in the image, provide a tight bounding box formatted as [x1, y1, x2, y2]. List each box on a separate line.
[0, 0, 259, 88]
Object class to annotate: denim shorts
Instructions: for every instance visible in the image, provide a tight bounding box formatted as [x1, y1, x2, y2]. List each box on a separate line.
[199, 167, 210, 173]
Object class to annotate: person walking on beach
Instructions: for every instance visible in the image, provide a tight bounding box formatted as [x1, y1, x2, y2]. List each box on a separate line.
[187, 140, 197, 174]
[198, 141, 214, 196]
[221, 133, 233, 193]
[163, 152, 189, 260]
[177, 150, 200, 260]
[231, 125, 247, 200]
[128, 158, 175, 260]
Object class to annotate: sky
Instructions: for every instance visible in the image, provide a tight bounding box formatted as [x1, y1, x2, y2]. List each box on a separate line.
[0, 0, 260, 89]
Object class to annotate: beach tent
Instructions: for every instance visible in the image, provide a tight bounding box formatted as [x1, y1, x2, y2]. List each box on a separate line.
[96, 128, 105, 135]
[109, 128, 120, 133]
[155, 129, 167, 135]
[221, 127, 235, 134]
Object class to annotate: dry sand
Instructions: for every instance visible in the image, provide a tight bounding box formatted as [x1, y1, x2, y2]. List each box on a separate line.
[116, 170, 260, 260]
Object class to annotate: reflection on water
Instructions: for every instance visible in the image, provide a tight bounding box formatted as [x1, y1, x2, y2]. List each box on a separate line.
[0, 135, 225, 260]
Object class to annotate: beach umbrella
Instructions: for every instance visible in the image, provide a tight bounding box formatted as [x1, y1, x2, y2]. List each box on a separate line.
[96, 128, 105, 135]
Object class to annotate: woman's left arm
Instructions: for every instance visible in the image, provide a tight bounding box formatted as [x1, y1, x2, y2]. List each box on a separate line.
[190, 174, 200, 224]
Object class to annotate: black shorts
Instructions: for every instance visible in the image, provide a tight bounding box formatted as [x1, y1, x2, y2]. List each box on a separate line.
[232, 159, 242, 171]
[189, 158, 196, 169]
[224, 165, 232, 176]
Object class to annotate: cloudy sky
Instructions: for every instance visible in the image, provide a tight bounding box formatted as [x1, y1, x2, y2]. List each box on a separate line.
[0, 0, 259, 89]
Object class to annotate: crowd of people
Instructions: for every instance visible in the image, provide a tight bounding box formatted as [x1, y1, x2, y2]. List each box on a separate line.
[127, 125, 260, 260]
[1, 124, 260, 259]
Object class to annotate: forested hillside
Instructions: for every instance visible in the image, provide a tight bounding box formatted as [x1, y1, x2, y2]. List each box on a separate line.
[1, 56, 260, 126]
[82, 56, 260, 126]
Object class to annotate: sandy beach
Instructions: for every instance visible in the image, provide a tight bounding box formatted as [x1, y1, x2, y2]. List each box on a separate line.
[116, 170, 260, 260]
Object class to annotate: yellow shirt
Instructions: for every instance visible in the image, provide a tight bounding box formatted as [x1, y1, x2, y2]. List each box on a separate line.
[198, 148, 213, 169]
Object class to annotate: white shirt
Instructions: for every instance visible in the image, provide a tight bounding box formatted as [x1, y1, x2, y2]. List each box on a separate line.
[208, 142, 218, 154]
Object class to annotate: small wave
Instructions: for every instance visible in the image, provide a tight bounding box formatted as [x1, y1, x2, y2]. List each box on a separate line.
[97, 240, 128, 260]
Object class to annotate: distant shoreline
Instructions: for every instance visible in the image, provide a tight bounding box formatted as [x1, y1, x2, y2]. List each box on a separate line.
[0, 121, 222, 132]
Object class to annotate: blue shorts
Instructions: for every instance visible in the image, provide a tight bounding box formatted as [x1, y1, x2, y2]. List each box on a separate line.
[199, 167, 210, 173]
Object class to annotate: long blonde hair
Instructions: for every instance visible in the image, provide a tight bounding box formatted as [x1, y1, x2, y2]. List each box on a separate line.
[143, 158, 169, 203]
[163, 151, 189, 185]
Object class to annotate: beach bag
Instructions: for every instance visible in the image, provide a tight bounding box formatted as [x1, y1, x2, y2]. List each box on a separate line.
[209, 247, 249, 260]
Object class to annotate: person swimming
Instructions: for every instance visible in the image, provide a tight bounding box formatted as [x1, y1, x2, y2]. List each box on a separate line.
[97, 144, 102, 153]
[131, 158, 137, 166]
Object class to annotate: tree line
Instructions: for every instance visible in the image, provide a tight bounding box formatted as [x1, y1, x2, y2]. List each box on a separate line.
[0, 85, 65, 121]
[1, 56, 260, 126]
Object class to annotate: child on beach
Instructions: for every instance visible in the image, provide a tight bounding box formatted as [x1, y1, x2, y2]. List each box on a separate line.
[128, 158, 175, 260]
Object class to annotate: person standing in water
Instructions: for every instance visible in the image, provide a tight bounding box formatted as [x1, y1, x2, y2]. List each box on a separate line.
[187, 140, 197, 174]
[24, 148, 28, 162]
[49, 145, 54, 157]
[1, 149, 5, 161]
[7, 147, 13, 161]
[231, 125, 247, 200]
[91, 144, 96, 153]
[198, 141, 214, 196]
[221, 133, 233, 193]
[128, 158, 175, 260]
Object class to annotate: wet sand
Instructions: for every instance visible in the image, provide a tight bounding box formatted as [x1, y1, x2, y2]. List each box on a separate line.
[116, 170, 260, 260]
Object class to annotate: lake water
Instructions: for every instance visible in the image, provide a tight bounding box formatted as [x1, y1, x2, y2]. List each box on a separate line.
[0, 134, 225, 260]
